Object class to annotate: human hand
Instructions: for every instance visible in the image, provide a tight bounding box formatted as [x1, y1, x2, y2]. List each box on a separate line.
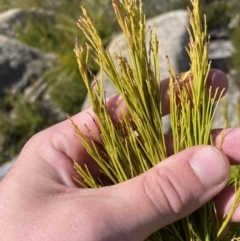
[0, 69, 239, 241]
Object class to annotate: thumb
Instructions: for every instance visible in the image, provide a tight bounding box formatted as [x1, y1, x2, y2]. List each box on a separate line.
[107, 145, 229, 241]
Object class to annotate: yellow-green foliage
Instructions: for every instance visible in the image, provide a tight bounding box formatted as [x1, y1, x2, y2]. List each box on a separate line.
[231, 22, 240, 82]
[73, 0, 240, 240]
[0, 1, 239, 170]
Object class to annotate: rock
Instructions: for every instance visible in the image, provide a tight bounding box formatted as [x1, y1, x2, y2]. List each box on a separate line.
[0, 8, 65, 122]
[23, 77, 48, 103]
[146, 10, 190, 78]
[0, 9, 26, 37]
[0, 34, 56, 98]
[213, 74, 240, 129]
[23, 77, 66, 121]
[229, 13, 240, 29]
[81, 10, 190, 110]
[209, 28, 229, 40]
[210, 26, 239, 130]
[209, 40, 235, 59]
[0, 8, 55, 38]
[209, 40, 235, 73]
[37, 86, 67, 122]
[0, 8, 60, 180]
[208, 27, 235, 73]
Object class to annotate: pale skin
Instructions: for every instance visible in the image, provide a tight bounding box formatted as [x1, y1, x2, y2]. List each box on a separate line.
[0, 69, 239, 241]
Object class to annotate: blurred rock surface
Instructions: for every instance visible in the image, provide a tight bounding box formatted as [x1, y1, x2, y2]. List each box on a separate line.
[0, 34, 56, 98]
[0, 8, 55, 38]
[0, 8, 65, 179]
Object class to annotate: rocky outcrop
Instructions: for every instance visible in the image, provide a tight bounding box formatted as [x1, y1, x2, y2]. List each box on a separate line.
[0, 8, 27, 37]
[0, 35, 56, 98]
[0, 8, 66, 121]
[0, 8, 55, 38]
[0, 8, 65, 179]
[0, 8, 58, 100]
[213, 74, 240, 129]
[209, 28, 235, 73]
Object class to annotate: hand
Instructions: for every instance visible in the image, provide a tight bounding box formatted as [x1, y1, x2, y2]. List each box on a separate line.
[0, 69, 239, 241]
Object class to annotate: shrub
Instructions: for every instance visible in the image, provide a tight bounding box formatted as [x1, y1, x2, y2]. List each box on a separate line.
[0, 94, 56, 164]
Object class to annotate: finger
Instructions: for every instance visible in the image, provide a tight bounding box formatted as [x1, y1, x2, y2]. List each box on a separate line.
[47, 68, 228, 155]
[108, 69, 228, 119]
[32, 69, 228, 184]
[164, 127, 240, 165]
[102, 145, 229, 240]
[213, 127, 240, 165]
[214, 186, 240, 222]
[160, 69, 228, 115]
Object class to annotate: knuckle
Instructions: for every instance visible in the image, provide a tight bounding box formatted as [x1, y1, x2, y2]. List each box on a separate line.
[143, 166, 192, 218]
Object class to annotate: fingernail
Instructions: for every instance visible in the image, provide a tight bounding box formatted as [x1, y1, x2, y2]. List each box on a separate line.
[190, 147, 227, 187]
[107, 94, 128, 123]
[211, 70, 228, 96]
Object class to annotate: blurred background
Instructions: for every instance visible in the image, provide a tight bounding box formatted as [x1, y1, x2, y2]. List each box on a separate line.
[0, 0, 240, 174]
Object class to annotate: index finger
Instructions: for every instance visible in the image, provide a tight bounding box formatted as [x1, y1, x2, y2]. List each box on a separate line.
[160, 68, 228, 116]
[48, 69, 229, 161]
[213, 127, 240, 165]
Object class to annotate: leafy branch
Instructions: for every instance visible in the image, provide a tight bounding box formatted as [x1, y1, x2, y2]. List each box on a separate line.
[72, 0, 240, 240]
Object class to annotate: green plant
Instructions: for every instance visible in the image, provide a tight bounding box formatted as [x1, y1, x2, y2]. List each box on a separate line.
[0, 94, 56, 164]
[72, 0, 240, 240]
[1, 0, 119, 116]
[230, 21, 240, 83]
[171, 0, 238, 30]
[0, 0, 119, 164]
[15, 10, 98, 115]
